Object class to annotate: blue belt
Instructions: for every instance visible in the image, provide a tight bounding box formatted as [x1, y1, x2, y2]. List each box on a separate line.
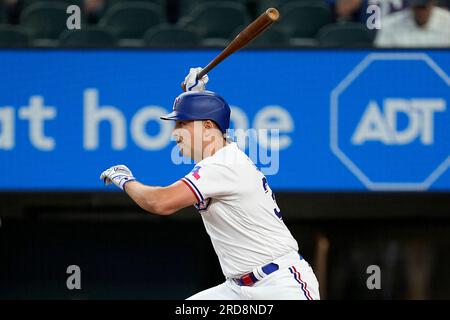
[235, 253, 304, 287]
[235, 263, 279, 286]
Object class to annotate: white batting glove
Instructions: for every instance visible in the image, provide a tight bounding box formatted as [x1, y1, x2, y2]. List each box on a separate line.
[184, 67, 209, 92]
[100, 165, 136, 190]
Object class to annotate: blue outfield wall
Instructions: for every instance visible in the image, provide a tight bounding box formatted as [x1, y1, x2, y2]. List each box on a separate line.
[0, 49, 449, 191]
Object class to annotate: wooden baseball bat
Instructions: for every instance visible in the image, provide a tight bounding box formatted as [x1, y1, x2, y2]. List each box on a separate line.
[182, 7, 280, 91]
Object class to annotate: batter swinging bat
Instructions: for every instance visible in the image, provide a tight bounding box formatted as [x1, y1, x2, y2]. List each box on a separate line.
[182, 7, 280, 91]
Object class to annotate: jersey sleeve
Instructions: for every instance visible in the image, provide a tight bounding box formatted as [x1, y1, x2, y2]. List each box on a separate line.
[181, 163, 236, 202]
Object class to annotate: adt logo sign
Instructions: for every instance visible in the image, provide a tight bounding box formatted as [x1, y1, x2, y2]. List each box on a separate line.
[331, 53, 450, 190]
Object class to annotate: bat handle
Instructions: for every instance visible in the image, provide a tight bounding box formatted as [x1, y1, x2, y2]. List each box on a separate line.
[196, 67, 209, 79]
[180, 69, 208, 91]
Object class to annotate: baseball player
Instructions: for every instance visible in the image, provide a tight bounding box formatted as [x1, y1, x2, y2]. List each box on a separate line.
[100, 68, 320, 300]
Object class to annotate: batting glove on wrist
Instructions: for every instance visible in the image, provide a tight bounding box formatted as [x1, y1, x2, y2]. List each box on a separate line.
[100, 165, 136, 190]
[184, 67, 209, 92]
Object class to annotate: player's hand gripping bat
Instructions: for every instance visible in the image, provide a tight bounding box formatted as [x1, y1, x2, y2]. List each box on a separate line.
[181, 8, 280, 91]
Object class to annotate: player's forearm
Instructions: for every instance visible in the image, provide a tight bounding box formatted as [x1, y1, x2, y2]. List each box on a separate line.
[123, 180, 174, 216]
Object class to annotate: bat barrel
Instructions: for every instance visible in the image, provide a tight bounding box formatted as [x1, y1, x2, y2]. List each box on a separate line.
[196, 8, 280, 80]
[180, 7, 280, 90]
[266, 8, 280, 21]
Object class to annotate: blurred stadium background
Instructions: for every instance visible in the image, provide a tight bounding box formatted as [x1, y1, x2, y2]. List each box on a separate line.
[0, 0, 449, 300]
[0, 0, 448, 47]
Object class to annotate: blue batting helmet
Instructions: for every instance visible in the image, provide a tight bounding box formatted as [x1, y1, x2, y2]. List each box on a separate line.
[160, 91, 231, 133]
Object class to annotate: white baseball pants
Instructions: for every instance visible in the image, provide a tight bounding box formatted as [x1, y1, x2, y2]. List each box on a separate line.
[187, 251, 320, 300]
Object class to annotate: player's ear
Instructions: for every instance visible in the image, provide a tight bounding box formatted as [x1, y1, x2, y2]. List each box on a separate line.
[203, 120, 214, 130]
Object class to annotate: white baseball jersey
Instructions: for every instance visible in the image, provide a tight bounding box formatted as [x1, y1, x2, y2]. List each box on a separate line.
[181, 142, 299, 278]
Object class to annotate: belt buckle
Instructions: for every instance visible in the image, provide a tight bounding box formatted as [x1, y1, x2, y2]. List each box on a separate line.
[234, 261, 281, 287]
[234, 272, 257, 286]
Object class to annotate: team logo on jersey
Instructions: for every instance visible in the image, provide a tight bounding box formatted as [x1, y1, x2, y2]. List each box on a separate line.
[191, 165, 202, 180]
